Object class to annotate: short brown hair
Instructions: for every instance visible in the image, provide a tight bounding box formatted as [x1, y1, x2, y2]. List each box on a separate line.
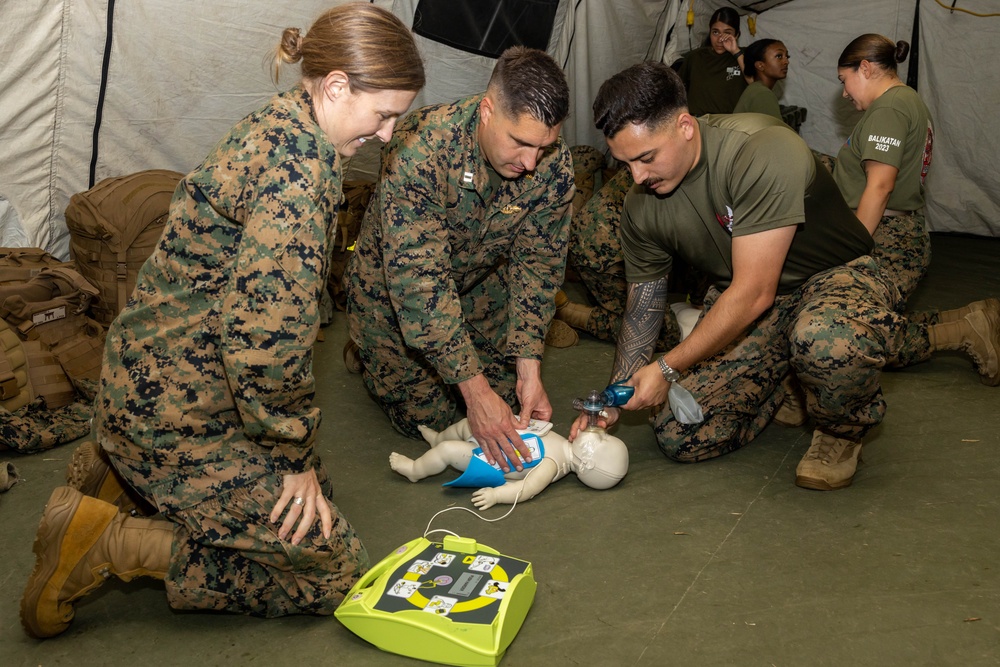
[487, 46, 569, 128]
[274, 3, 425, 92]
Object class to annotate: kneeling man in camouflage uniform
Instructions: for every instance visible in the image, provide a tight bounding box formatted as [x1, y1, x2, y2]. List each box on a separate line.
[573, 63, 998, 490]
[346, 47, 575, 472]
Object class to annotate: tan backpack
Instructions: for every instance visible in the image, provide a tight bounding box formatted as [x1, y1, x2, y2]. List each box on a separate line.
[0, 247, 74, 285]
[0, 267, 104, 410]
[65, 169, 184, 327]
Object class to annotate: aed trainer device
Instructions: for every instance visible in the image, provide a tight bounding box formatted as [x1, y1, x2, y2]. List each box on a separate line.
[335, 535, 536, 666]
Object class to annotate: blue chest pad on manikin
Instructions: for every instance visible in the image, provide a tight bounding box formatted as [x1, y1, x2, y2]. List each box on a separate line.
[442, 420, 551, 488]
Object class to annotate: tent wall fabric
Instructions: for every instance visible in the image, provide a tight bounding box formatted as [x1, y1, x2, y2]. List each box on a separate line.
[1, 0, 998, 259]
[674, 0, 1000, 237]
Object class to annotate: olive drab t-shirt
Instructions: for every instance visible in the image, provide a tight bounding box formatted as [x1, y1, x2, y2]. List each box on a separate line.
[621, 114, 874, 295]
[732, 81, 782, 120]
[677, 47, 748, 116]
[833, 85, 933, 211]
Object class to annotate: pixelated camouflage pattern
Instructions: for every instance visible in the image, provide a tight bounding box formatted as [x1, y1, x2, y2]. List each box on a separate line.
[92, 86, 363, 614]
[813, 151, 930, 306]
[0, 397, 92, 453]
[569, 145, 604, 214]
[327, 181, 375, 312]
[113, 455, 367, 616]
[653, 256, 932, 461]
[96, 85, 340, 510]
[345, 94, 574, 437]
[870, 210, 931, 306]
[567, 167, 681, 351]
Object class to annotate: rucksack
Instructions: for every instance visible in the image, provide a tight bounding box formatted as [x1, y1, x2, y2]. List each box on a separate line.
[65, 169, 184, 327]
[0, 247, 73, 285]
[0, 266, 105, 409]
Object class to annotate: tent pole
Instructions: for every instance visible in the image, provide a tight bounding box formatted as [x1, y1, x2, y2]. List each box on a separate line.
[907, 0, 920, 90]
[89, 0, 117, 188]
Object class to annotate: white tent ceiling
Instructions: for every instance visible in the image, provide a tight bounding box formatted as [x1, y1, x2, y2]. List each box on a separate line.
[1, 0, 998, 259]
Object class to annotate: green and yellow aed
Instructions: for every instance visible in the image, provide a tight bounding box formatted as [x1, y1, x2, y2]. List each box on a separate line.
[334, 535, 536, 666]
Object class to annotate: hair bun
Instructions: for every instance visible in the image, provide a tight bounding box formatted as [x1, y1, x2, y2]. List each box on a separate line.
[894, 40, 910, 63]
[279, 27, 304, 64]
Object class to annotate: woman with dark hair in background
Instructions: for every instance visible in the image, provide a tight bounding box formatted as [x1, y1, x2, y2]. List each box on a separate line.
[733, 38, 789, 120]
[777, 34, 996, 430]
[677, 7, 747, 115]
[833, 33, 933, 303]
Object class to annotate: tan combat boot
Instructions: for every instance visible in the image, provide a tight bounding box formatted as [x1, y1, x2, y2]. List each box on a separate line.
[65, 440, 154, 516]
[21, 486, 174, 639]
[343, 339, 362, 374]
[795, 430, 863, 491]
[935, 297, 1000, 324]
[772, 373, 807, 427]
[928, 302, 1000, 386]
[545, 319, 579, 348]
[554, 290, 593, 330]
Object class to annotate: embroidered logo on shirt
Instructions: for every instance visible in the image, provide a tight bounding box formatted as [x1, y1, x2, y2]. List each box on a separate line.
[501, 205, 522, 214]
[715, 205, 735, 234]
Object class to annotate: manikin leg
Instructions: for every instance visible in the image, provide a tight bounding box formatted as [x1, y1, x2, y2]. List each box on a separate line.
[416, 420, 474, 446]
[390, 440, 476, 483]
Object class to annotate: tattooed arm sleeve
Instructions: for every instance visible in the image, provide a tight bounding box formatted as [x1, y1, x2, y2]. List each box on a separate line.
[610, 277, 669, 383]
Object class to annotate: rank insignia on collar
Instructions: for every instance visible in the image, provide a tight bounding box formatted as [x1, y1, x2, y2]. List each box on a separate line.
[501, 205, 522, 214]
[463, 171, 474, 184]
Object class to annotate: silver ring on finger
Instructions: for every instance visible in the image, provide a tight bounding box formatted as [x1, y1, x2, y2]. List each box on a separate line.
[293, 496, 305, 506]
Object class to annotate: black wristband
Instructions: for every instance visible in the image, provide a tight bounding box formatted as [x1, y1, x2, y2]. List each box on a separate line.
[735, 48, 744, 58]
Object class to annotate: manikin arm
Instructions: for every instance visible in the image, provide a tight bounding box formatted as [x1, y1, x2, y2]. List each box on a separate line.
[471, 457, 560, 510]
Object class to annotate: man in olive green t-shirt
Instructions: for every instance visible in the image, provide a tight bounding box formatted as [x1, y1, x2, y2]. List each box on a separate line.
[572, 62, 963, 491]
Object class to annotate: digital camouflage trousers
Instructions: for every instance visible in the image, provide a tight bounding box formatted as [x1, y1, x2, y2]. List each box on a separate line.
[350, 272, 519, 439]
[653, 255, 932, 462]
[112, 454, 368, 617]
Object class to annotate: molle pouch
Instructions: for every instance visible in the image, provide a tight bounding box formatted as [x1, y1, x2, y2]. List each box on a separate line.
[65, 169, 183, 327]
[0, 318, 32, 412]
[23, 340, 76, 409]
[0, 247, 74, 285]
[50, 319, 106, 385]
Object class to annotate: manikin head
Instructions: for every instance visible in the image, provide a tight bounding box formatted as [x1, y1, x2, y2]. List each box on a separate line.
[570, 428, 629, 490]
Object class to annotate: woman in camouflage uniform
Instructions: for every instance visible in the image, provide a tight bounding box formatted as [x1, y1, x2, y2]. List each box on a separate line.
[21, 4, 424, 638]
